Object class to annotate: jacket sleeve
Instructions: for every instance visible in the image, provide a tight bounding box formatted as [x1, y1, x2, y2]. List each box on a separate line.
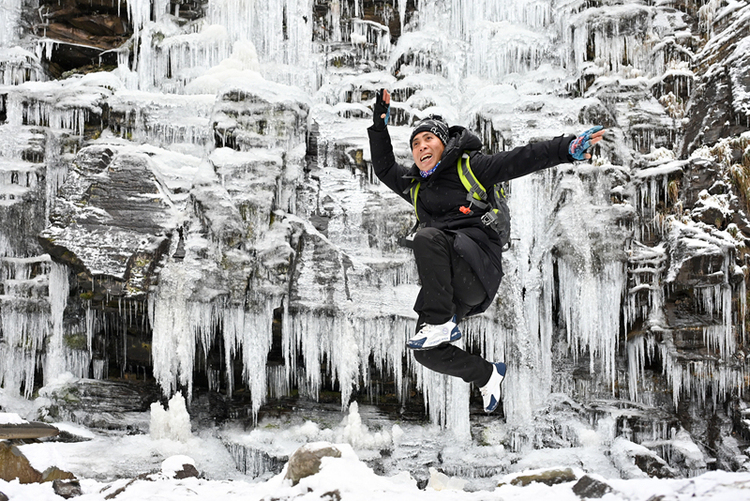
[367, 126, 412, 202]
[471, 134, 576, 186]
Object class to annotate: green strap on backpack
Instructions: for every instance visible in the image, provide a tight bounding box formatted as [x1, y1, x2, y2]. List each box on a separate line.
[408, 152, 512, 251]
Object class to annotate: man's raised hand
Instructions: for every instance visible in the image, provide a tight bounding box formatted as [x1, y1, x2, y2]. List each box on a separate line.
[372, 88, 391, 131]
[569, 126, 606, 160]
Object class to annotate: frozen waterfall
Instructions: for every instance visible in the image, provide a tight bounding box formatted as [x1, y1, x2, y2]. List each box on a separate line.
[0, 0, 748, 460]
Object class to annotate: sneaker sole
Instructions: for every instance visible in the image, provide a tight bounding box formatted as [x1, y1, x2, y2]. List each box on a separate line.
[406, 332, 462, 350]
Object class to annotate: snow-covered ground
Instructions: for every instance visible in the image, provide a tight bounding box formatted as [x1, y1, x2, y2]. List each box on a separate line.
[4, 434, 750, 500]
[2, 391, 750, 501]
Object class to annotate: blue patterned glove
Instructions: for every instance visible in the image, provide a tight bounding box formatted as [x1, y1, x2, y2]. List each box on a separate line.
[569, 126, 603, 160]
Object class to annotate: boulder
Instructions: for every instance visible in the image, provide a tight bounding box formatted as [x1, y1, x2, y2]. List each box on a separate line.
[0, 442, 42, 483]
[634, 453, 676, 479]
[211, 83, 309, 151]
[508, 467, 577, 487]
[426, 467, 466, 491]
[42, 467, 76, 482]
[572, 475, 612, 498]
[612, 437, 678, 479]
[284, 443, 342, 486]
[161, 455, 200, 479]
[52, 479, 82, 498]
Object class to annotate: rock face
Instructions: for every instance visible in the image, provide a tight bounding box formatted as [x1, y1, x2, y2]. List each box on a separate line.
[39, 378, 161, 430]
[0, 0, 749, 479]
[38, 143, 178, 298]
[34, 0, 131, 77]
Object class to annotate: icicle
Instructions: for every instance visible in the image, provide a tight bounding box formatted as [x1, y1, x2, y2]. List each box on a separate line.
[282, 307, 425, 420]
[398, 0, 406, 36]
[627, 335, 645, 402]
[626, 242, 666, 334]
[284, 310, 361, 408]
[558, 259, 625, 389]
[223, 301, 275, 420]
[64, 349, 91, 379]
[44, 262, 69, 384]
[205, 0, 315, 88]
[414, 343, 471, 441]
[497, 168, 558, 426]
[0, 255, 53, 397]
[698, 0, 723, 37]
[149, 261, 202, 399]
[0, 0, 22, 48]
[93, 359, 107, 379]
[0, 48, 45, 85]
[660, 330, 745, 409]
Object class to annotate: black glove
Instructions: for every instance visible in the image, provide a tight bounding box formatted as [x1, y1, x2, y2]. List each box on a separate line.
[372, 89, 390, 131]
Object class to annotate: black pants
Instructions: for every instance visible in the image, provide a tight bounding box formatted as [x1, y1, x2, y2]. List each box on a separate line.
[411, 227, 494, 387]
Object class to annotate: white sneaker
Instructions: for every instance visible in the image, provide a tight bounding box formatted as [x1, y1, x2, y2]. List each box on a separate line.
[406, 317, 461, 350]
[480, 362, 506, 413]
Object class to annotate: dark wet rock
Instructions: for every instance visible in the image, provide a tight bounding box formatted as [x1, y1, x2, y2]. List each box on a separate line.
[52, 479, 82, 498]
[634, 453, 677, 479]
[681, 4, 750, 155]
[35, 0, 131, 77]
[175, 464, 200, 479]
[572, 475, 612, 498]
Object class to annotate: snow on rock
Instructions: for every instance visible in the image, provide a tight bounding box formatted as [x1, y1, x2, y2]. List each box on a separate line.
[426, 466, 467, 491]
[611, 436, 676, 480]
[161, 454, 199, 479]
[0, 412, 27, 424]
[284, 441, 342, 485]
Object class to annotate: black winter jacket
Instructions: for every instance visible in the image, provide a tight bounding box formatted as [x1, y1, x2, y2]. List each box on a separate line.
[367, 124, 576, 316]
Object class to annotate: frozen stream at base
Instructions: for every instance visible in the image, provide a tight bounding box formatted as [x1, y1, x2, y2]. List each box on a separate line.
[3, 393, 750, 501]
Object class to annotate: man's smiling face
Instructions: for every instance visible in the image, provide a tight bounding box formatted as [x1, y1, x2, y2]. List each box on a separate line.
[411, 131, 445, 172]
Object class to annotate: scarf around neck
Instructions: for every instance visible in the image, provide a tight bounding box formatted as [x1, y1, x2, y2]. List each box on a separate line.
[419, 161, 440, 178]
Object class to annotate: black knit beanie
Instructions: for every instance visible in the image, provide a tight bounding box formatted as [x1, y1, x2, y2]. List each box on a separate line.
[409, 116, 449, 147]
